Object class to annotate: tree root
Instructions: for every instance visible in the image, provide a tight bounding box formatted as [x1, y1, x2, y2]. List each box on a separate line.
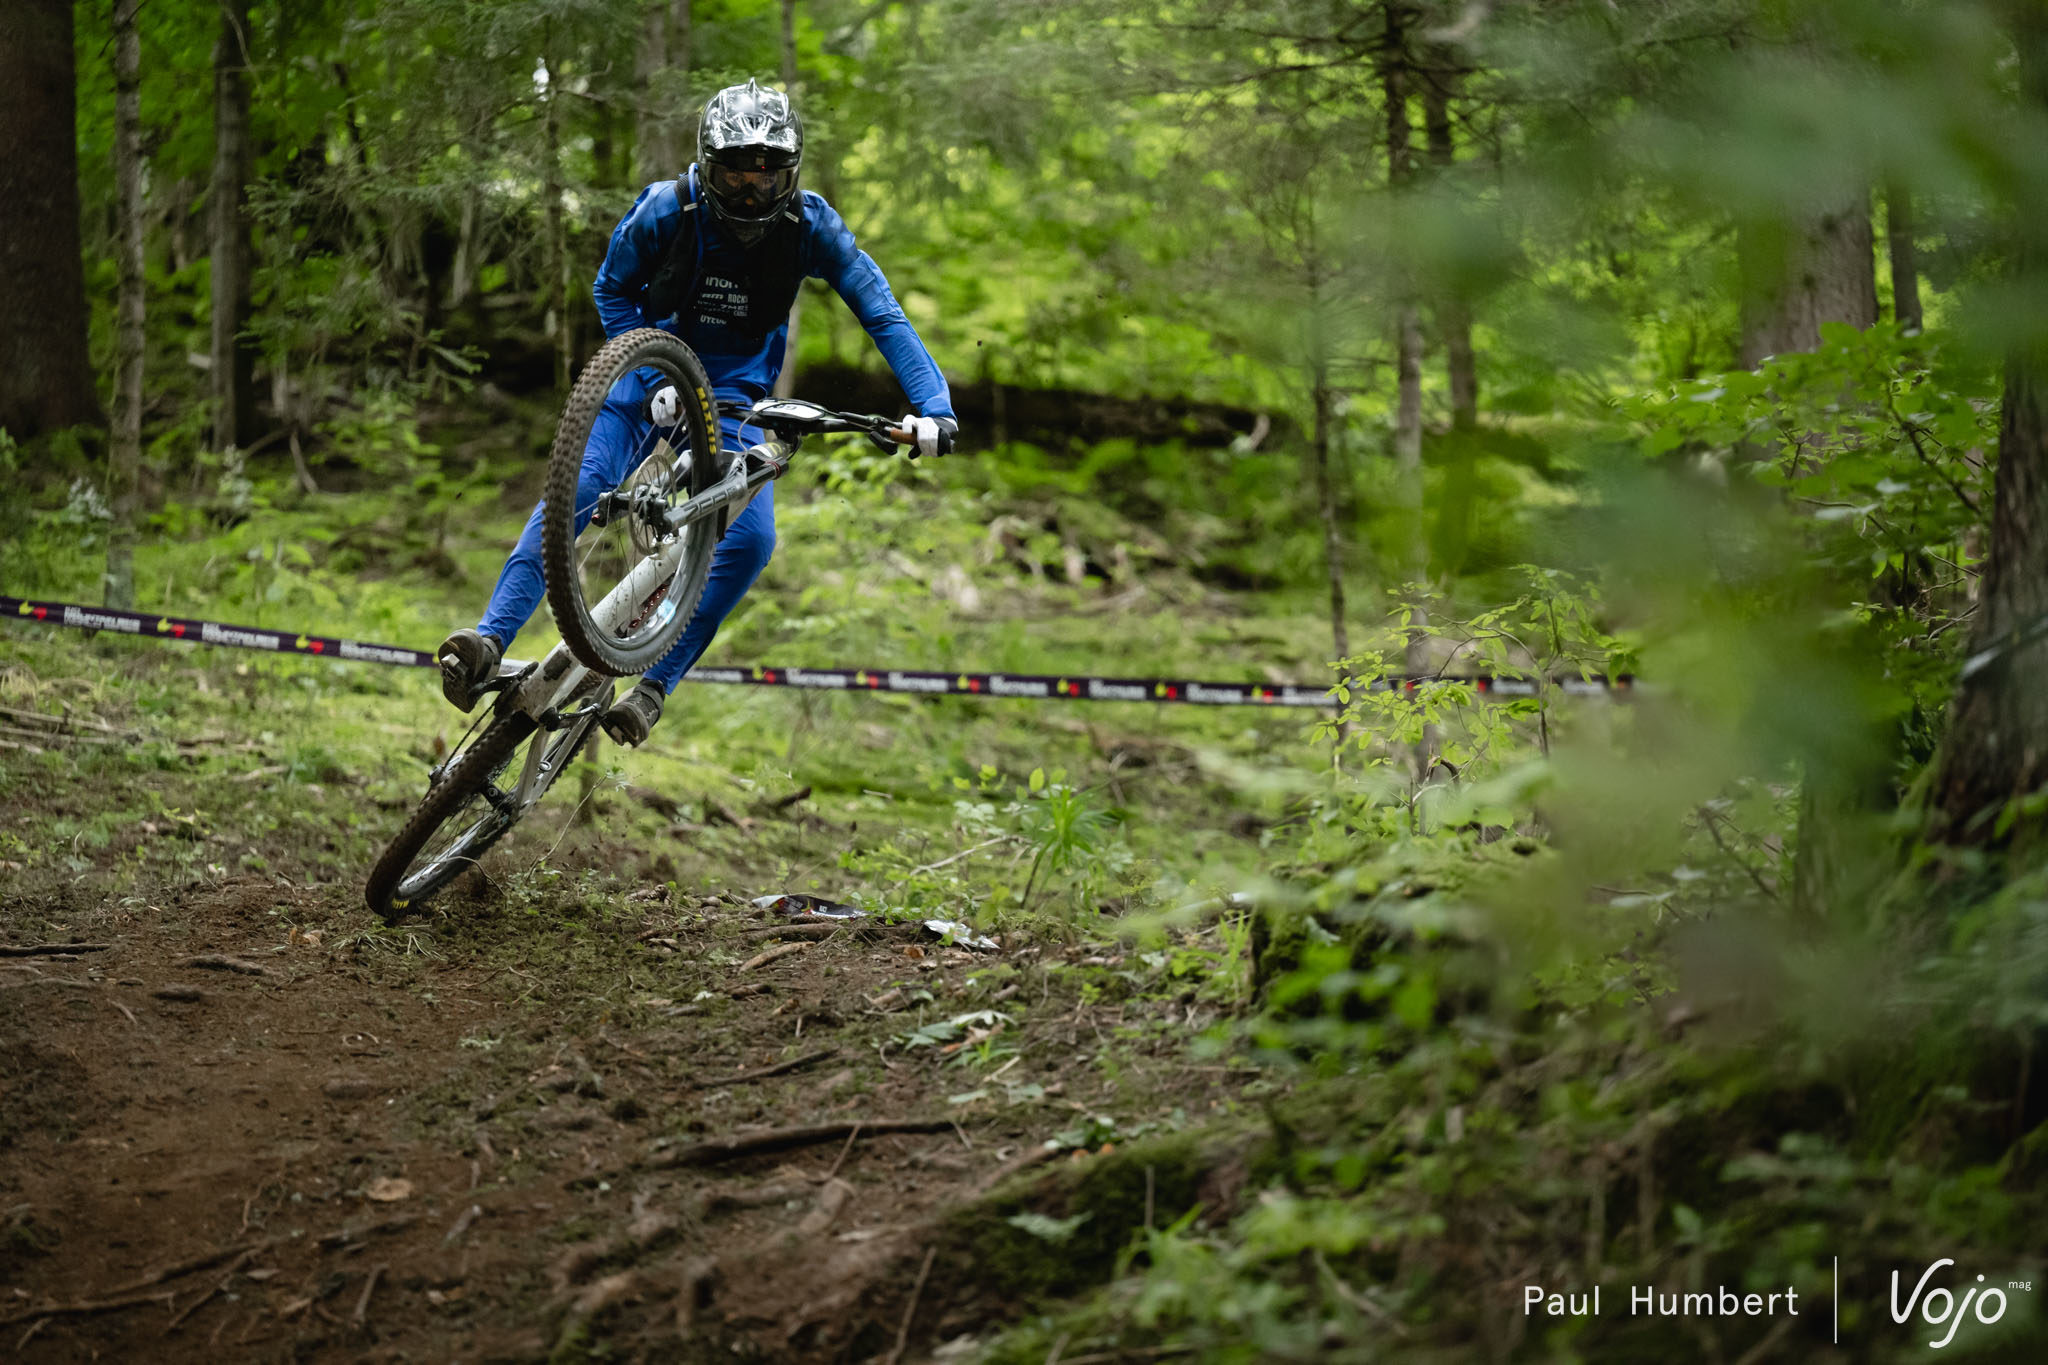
[644, 1118, 959, 1171]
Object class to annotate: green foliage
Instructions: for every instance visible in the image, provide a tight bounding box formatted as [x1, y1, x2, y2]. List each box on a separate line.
[31, 1, 2048, 1359]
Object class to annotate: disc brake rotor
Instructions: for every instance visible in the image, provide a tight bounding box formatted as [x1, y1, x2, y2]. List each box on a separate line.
[624, 437, 688, 558]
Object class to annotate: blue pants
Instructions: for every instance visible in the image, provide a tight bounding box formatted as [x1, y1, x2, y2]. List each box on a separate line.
[478, 388, 774, 695]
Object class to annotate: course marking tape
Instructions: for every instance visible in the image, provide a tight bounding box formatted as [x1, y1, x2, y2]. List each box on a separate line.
[2, 595, 1632, 707]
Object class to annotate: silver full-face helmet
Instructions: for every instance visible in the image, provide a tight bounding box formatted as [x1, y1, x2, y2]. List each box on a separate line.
[697, 79, 803, 242]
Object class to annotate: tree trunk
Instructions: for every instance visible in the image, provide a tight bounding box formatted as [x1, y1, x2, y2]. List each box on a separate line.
[543, 45, 572, 394]
[1424, 59, 1480, 579]
[593, 101, 621, 190]
[1312, 374, 1353, 748]
[107, 0, 146, 610]
[1927, 9, 2048, 846]
[672, 0, 695, 175]
[1736, 192, 1885, 907]
[1887, 178, 1924, 336]
[1385, 3, 1424, 555]
[0, 0, 100, 439]
[450, 190, 479, 307]
[1424, 66, 1477, 432]
[1385, 3, 1435, 786]
[1384, 4, 1424, 570]
[1928, 347, 2048, 844]
[779, 0, 798, 87]
[675, 0, 693, 105]
[773, 0, 803, 400]
[1738, 197, 1878, 368]
[1737, 194, 1883, 905]
[634, 1, 672, 183]
[210, 0, 257, 451]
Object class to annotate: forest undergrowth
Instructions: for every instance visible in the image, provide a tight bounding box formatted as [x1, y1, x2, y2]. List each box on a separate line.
[6, 341, 2048, 1361]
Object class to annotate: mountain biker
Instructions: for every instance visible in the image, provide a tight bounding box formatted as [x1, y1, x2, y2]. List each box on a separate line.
[436, 78, 958, 746]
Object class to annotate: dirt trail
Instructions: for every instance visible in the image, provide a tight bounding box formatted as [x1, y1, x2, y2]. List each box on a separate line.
[1, 869, 1246, 1363]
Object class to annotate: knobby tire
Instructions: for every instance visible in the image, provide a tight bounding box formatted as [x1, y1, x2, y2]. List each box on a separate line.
[366, 681, 613, 921]
[365, 711, 536, 920]
[542, 328, 720, 676]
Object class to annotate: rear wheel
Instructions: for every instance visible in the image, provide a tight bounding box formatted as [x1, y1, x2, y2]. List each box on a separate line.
[365, 684, 613, 921]
[542, 328, 720, 675]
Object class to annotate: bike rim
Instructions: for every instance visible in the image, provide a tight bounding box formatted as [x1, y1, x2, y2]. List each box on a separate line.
[570, 365, 712, 660]
[394, 801, 511, 901]
[394, 735, 523, 899]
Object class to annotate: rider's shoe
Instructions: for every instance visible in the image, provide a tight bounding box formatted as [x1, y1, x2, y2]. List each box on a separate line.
[437, 628, 503, 713]
[601, 679, 666, 747]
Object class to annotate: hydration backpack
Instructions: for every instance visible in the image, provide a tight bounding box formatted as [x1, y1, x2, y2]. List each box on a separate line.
[641, 176, 804, 346]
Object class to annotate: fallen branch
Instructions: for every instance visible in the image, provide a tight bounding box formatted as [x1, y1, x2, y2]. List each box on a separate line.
[901, 835, 1023, 880]
[351, 1264, 384, 1329]
[823, 1123, 864, 1183]
[739, 940, 810, 972]
[1055, 1348, 1195, 1365]
[704, 796, 751, 829]
[0, 942, 113, 957]
[738, 920, 851, 941]
[0, 722, 125, 746]
[0, 976, 97, 992]
[648, 1119, 959, 1170]
[104, 1240, 264, 1297]
[882, 1246, 939, 1365]
[316, 1215, 417, 1250]
[0, 704, 130, 735]
[166, 1250, 253, 1332]
[0, 1289, 176, 1328]
[179, 954, 275, 978]
[698, 1047, 836, 1090]
[697, 1180, 814, 1216]
[626, 784, 681, 819]
[442, 1204, 484, 1247]
[756, 785, 812, 813]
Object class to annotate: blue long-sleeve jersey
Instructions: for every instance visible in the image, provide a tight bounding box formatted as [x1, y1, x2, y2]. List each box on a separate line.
[593, 168, 954, 420]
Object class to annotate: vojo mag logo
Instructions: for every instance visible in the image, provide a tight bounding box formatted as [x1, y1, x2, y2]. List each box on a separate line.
[1892, 1259, 2025, 1349]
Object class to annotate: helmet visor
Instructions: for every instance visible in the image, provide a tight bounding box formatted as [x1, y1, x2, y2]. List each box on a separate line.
[705, 162, 798, 221]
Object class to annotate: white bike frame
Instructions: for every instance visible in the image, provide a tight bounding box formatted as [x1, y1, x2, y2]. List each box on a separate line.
[476, 431, 798, 813]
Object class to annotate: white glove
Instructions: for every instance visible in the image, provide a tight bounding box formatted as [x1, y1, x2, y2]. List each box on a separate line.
[900, 414, 958, 459]
[650, 384, 681, 426]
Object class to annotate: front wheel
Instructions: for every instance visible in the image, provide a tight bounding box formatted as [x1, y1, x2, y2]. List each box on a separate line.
[365, 685, 612, 921]
[543, 328, 721, 676]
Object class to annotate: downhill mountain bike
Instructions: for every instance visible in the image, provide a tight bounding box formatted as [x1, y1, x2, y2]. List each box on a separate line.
[364, 327, 911, 921]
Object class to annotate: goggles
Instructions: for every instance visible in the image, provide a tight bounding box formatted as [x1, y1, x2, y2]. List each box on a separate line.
[705, 162, 797, 217]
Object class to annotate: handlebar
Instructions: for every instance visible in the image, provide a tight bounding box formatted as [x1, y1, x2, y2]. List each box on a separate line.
[718, 397, 910, 448]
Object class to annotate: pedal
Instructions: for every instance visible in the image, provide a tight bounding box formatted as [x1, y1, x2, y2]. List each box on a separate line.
[436, 658, 532, 716]
[439, 653, 485, 713]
